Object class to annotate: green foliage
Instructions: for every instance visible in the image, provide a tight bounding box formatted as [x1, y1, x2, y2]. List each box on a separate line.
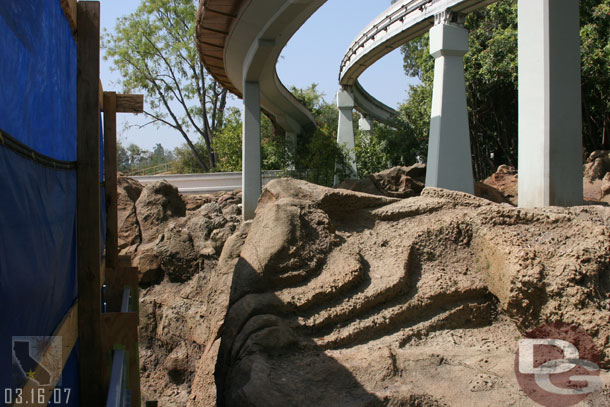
[173, 143, 208, 174]
[117, 141, 175, 174]
[261, 116, 288, 171]
[581, 0, 610, 148]
[213, 108, 242, 171]
[400, 0, 610, 179]
[117, 142, 130, 173]
[288, 84, 352, 185]
[399, 81, 433, 157]
[104, 0, 228, 171]
[290, 84, 338, 130]
[354, 129, 389, 177]
[354, 120, 420, 177]
[293, 125, 353, 186]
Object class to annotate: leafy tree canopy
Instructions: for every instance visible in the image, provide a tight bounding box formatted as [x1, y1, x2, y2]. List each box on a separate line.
[400, 0, 610, 179]
[104, 0, 228, 171]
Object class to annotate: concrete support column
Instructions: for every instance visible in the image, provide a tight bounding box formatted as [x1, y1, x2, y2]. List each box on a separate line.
[336, 88, 357, 184]
[242, 81, 262, 220]
[359, 116, 373, 132]
[518, 0, 582, 207]
[425, 12, 474, 194]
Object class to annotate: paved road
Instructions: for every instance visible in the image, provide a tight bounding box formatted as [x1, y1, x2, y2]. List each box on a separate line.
[132, 170, 283, 194]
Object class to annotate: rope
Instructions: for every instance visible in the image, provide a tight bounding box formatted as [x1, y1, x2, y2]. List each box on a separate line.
[0, 129, 76, 170]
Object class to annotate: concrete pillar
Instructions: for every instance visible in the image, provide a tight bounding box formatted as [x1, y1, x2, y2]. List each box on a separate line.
[425, 12, 474, 195]
[336, 88, 357, 184]
[518, 0, 582, 207]
[286, 131, 297, 170]
[359, 116, 373, 132]
[242, 81, 262, 220]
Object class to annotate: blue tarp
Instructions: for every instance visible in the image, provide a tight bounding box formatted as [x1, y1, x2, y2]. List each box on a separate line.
[0, 0, 82, 401]
[0, 0, 77, 162]
[0, 146, 78, 391]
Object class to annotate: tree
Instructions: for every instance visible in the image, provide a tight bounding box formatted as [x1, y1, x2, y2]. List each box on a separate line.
[400, 0, 610, 179]
[581, 0, 610, 148]
[290, 84, 338, 130]
[117, 141, 131, 173]
[213, 108, 242, 171]
[103, 0, 227, 172]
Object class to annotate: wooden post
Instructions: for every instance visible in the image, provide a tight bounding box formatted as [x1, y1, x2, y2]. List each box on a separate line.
[103, 92, 118, 271]
[77, 2, 103, 406]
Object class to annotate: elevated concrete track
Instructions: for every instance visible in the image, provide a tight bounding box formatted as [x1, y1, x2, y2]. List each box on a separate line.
[196, 0, 585, 217]
[197, 0, 327, 219]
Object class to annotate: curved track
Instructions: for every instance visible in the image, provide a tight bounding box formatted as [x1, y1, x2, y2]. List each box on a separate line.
[339, 0, 496, 120]
[197, 0, 326, 134]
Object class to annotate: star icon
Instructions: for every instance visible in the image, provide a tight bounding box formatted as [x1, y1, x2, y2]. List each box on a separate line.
[26, 369, 36, 379]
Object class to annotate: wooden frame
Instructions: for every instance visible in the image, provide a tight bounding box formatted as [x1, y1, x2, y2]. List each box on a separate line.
[60, 0, 77, 35]
[76, 2, 103, 405]
[102, 88, 143, 406]
[103, 92, 118, 271]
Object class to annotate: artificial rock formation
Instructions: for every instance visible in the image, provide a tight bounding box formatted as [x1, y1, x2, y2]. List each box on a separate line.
[584, 150, 610, 203]
[120, 176, 610, 406]
[116, 178, 243, 404]
[184, 178, 610, 407]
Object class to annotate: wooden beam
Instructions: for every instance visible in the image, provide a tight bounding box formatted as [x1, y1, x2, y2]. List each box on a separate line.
[115, 94, 144, 114]
[60, 0, 77, 35]
[104, 266, 138, 313]
[76, 2, 104, 406]
[101, 311, 140, 407]
[103, 92, 118, 271]
[14, 303, 79, 407]
[99, 79, 104, 111]
[102, 265, 140, 405]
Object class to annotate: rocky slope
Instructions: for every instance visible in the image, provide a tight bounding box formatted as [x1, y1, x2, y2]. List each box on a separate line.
[120, 171, 610, 406]
[480, 150, 610, 205]
[189, 180, 609, 407]
[117, 178, 243, 404]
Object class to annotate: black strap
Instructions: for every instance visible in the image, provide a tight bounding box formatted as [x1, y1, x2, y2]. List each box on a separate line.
[0, 129, 76, 170]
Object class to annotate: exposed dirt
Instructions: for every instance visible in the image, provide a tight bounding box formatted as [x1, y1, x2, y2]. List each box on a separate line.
[188, 179, 610, 407]
[117, 178, 243, 404]
[120, 173, 610, 407]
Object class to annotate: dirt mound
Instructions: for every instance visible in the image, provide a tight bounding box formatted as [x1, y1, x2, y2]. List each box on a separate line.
[340, 165, 511, 205]
[337, 164, 426, 198]
[348, 158, 610, 206]
[584, 151, 610, 203]
[481, 164, 518, 205]
[481, 153, 610, 204]
[184, 179, 610, 407]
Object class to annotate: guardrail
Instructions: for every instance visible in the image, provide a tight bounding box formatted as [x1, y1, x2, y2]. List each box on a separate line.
[132, 170, 284, 194]
[126, 161, 176, 176]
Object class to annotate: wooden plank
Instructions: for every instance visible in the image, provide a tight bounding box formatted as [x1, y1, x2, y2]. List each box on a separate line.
[60, 0, 77, 35]
[104, 266, 139, 313]
[101, 312, 140, 407]
[118, 254, 132, 267]
[14, 303, 79, 407]
[76, 3, 103, 406]
[103, 92, 118, 271]
[99, 79, 104, 111]
[100, 257, 106, 290]
[115, 94, 144, 113]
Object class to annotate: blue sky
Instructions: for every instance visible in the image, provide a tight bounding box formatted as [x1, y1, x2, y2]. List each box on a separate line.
[100, 0, 418, 151]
